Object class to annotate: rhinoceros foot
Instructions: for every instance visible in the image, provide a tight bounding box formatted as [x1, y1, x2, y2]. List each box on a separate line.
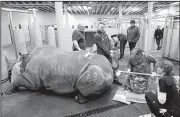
[74, 94, 88, 104]
[5, 84, 19, 95]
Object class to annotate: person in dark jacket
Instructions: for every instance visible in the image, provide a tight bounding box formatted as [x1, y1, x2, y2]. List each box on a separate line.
[72, 23, 86, 51]
[111, 34, 128, 61]
[127, 20, 140, 53]
[154, 26, 163, 50]
[94, 22, 113, 63]
[145, 60, 180, 117]
[94, 22, 122, 85]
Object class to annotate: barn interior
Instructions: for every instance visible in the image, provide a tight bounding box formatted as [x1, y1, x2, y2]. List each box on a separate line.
[1, 1, 179, 117]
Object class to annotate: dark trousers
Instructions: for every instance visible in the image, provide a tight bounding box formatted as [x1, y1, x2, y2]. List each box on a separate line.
[119, 40, 127, 59]
[156, 39, 162, 48]
[129, 41, 137, 52]
[145, 92, 172, 117]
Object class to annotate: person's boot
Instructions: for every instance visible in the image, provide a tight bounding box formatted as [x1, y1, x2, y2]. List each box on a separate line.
[118, 57, 123, 62]
[74, 94, 88, 104]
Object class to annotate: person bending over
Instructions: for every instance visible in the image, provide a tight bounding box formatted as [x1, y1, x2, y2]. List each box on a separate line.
[145, 60, 180, 117]
[124, 48, 157, 94]
[111, 33, 127, 61]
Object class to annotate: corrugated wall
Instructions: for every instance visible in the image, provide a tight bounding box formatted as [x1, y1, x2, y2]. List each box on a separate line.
[162, 17, 179, 62]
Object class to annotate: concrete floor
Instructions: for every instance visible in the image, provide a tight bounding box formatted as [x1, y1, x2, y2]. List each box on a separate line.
[1, 44, 179, 117]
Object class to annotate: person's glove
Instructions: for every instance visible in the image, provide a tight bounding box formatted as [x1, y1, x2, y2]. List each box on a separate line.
[151, 72, 157, 81]
[159, 108, 167, 114]
[127, 68, 131, 74]
[116, 70, 121, 77]
[110, 51, 114, 57]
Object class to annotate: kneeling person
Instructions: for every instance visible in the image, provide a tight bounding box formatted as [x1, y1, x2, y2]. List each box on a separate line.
[145, 60, 180, 117]
[124, 48, 157, 94]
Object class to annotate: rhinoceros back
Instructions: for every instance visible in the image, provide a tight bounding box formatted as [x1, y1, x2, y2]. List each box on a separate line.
[24, 46, 113, 94]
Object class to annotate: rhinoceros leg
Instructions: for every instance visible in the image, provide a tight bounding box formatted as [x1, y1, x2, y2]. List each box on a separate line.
[76, 64, 113, 103]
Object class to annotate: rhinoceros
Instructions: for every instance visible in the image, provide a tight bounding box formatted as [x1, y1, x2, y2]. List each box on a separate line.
[5, 45, 114, 103]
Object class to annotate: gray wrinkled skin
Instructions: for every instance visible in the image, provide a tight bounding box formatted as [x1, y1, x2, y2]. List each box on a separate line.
[5, 45, 113, 98]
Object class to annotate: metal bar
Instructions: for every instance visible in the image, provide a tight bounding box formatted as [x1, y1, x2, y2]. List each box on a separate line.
[81, 6, 87, 14]
[67, 7, 73, 14]
[8, 11, 18, 59]
[71, 6, 78, 14]
[1, 7, 29, 13]
[103, 5, 110, 14]
[116, 70, 162, 77]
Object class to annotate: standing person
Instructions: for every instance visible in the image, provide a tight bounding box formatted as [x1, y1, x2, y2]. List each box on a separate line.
[72, 23, 86, 51]
[145, 60, 180, 117]
[154, 25, 163, 50]
[94, 22, 121, 85]
[127, 20, 140, 53]
[94, 22, 113, 63]
[111, 33, 128, 61]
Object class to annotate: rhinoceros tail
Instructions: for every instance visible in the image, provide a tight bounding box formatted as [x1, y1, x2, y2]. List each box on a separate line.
[76, 64, 113, 97]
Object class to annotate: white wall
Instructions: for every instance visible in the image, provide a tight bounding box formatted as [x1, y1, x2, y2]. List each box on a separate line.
[36, 12, 56, 25]
[1, 11, 57, 46]
[1, 11, 12, 46]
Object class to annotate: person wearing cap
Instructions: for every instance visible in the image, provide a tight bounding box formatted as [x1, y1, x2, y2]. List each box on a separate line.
[111, 33, 128, 61]
[127, 20, 140, 53]
[94, 22, 122, 85]
[124, 48, 157, 94]
[145, 60, 180, 117]
[72, 23, 86, 51]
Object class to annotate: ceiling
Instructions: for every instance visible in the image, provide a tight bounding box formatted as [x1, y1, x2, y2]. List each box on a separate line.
[1, 1, 177, 15]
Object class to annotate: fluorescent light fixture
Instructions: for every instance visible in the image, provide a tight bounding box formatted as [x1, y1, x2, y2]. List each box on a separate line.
[111, 7, 115, 11]
[78, 6, 83, 11]
[1, 7, 29, 13]
[87, 7, 92, 10]
[83, 6, 87, 11]
[171, 2, 179, 5]
[132, 7, 140, 11]
[156, 9, 161, 11]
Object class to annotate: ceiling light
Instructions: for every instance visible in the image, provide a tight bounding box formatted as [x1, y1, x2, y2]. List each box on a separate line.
[83, 6, 92, 10]
[171, 2, 179, 5]
[132, 8, 140, 11]
[87, 7, 92, 9]
[156, 9, 161, 11]
[111, 7, 115, 11]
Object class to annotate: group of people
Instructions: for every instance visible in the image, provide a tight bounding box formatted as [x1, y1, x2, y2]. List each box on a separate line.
[72, 20, 140, 62]
[71, 21, 179, 117]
